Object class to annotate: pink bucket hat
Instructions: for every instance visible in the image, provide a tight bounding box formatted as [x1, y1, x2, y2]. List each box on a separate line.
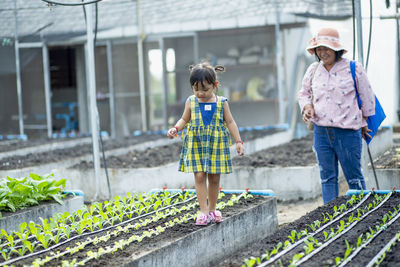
[306, 28, 347, 55]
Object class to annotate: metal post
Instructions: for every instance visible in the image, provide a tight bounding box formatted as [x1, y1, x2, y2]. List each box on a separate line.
[14, 0, 24, 136]
[397, 2, 400, 122]
[380, 10, 400, 122]
[287, 27, 307, 127]
[354, 0, 364, 64]
[355, 0, 380, 189]
[193, 32, 199, 63]
[160, 38, 168, 129]
[106, 41, 116, 139]
[42, 44, 53, 138]
[274, 2, 284, 124]
[137, 0, 147, 131]
[85, 3, 101, 200]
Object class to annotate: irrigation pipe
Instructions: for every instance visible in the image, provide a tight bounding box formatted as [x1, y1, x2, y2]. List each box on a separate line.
[365, 231, 400, 267]
[0, 192, 181, 250]
[0, 192, 180, 251]
[294, 192, 392, 266]
[338, 207, 400, 267]
[257, 193, 371, 267]
[0, 193, 196, 266]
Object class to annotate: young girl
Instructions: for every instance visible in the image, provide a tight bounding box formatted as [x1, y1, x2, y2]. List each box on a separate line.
[167, 62, 244, 225]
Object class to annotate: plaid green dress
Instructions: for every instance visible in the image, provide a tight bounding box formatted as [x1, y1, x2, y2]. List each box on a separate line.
[179, 95, 232, 174]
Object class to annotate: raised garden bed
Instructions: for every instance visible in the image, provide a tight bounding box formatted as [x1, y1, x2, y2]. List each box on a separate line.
[217, 191, 400, 267]
[368, 137, 400, 190]
[1, 127, 390, 202]
[0, 190, 277, 267]
[0, 173, 84, 233]
[222, 127, 392, 201]
[0, 129, 288, 201]
[0, 194, 83, 233]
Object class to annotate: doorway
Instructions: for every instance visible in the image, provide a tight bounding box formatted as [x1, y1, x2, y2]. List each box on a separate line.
[49, 46, 79, 134]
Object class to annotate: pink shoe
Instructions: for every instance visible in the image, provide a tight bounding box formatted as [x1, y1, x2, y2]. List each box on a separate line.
[195, 213, 211, 226]
[209, 210, 223, 223]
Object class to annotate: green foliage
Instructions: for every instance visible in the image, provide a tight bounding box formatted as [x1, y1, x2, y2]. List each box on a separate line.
[0, 173, 66, 217]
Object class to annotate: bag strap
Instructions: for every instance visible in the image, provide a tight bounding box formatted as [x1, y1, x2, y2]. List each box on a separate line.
[350, 60, 362, 109]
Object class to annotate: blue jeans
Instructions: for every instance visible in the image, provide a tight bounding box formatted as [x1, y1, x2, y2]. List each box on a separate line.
[313, 125, 366, 204]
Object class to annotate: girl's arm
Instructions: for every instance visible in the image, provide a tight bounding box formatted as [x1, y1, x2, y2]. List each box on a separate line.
[223, 101, 244, 156]
[167, 98, 191, 138]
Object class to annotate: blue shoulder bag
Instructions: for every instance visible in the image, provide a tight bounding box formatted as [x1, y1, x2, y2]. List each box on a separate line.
[350, 60, 386, 145]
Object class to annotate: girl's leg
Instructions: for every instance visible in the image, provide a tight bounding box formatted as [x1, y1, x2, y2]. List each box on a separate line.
[194, 172, 208, 214]
[207, 173, 220, 212]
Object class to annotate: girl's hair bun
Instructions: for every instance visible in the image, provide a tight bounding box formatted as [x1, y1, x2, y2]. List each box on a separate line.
[214, 65, 225, 72]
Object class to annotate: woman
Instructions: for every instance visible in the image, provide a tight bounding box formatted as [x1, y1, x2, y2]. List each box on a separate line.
[298, 28, 375, 204]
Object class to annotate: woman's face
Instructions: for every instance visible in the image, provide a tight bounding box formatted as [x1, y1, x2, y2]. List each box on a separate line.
[316, 46, 336, 66]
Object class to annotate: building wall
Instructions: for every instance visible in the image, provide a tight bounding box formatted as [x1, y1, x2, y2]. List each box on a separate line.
[0, 24, 314, 137]
[0, 46, 19, 133]
[197, 26, 279, 126]
[95, 45, 111, 133]
[0, 47, 47, 136]
[112, 42, 141, 137]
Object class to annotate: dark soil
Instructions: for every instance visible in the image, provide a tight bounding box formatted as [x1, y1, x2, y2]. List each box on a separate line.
[9, 194, 267, 267]
[0, 129, 283, 171]
[232, 135, 315, 167]
[0, 137, 85, 153]
[72, 133, 315, 169]
[72, 142, 183, 169]
[0, 134, 164, 170]
[217, 192, 400, 267]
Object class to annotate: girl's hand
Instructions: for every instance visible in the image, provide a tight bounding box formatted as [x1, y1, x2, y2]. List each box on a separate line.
[236, 142, 244, 156]
[167, 127, 178, 139]
[302, 104, 314, 122]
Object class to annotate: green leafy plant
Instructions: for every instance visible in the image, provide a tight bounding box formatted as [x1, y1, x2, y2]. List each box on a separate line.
[0, 173, 66, 217]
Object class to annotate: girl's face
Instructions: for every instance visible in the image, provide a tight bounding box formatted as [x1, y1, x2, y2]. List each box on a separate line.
[192, 81, 216, 102]
[316, 46, 336, 66]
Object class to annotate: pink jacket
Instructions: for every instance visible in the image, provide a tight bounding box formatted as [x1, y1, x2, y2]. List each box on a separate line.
[298, 58, 375, 130]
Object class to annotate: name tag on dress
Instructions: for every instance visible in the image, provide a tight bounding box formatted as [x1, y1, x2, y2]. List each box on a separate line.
[205, 105, 212, 111]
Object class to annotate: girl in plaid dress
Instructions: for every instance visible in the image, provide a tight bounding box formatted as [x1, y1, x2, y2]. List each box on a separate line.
[167, 62, 244, 225]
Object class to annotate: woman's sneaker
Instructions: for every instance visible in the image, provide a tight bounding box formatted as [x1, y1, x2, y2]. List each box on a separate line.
[209, 210, 223, 223]
[195, 213, 211, 226]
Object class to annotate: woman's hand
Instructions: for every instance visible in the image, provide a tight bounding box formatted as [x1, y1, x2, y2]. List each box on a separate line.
[361, 126, 372, 140]
[302, 104, 315, 122]
[236, 142, 244, 156]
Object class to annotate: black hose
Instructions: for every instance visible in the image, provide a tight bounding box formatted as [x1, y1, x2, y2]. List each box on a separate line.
[41, 0, 102, 6]
[351, 0, 379, 189]
[82, 0, 112, 198]
[364, 0, 379, 189]
[365, 0, 373, 70]
[99, 133, 111, 198]
[92, 3, 112, 198]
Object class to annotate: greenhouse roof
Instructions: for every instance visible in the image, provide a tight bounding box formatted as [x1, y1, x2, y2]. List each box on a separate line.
[0, 0, 354, 42]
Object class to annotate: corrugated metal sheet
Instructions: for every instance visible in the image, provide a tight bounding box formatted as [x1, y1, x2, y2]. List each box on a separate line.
[0, 0, 353, 41]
